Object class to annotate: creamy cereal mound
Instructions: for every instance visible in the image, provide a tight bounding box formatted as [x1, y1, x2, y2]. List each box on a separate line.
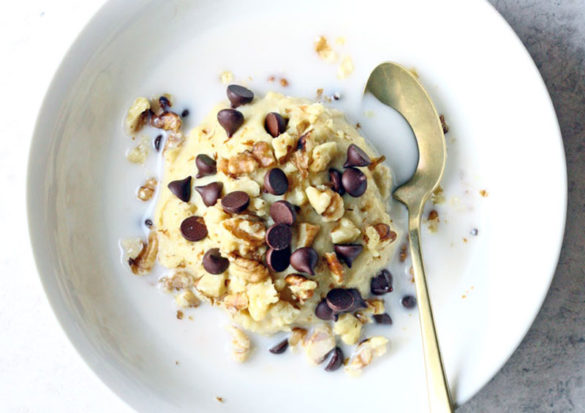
[123, 85, 400, 374]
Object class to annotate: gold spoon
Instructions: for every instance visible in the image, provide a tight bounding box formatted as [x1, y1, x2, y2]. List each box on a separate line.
[365, 62, 452, 412]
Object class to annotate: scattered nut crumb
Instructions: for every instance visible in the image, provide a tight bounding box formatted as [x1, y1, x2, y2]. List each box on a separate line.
[431, 185, 445, 205]
[220, 71, 234, 84]
[176, 310, 184, 320]
[175, 361, 179, 365]
[216, 396, 224, 403]
[399, 243, 408, 262]
[439, 114, 449, 134]
[480, 189, 488, 197]
[137, 177, 157, 201]
[337, 56, 354, 79]
[126, 140, 150, 164]
[268, 75, 276, 82]
[280, 78, 289, 87]
[463, 238, 468, 243]
[355, 122, 361, 129]
[335, 36, 346, 45]
[314, 35, 338, 62]
[426, 210, 440, 233]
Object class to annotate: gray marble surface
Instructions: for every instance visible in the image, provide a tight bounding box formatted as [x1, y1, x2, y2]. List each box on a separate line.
[461, 1, 585, 412]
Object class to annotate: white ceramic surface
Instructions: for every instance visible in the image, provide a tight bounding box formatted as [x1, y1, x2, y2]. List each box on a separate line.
[27, 0, 566, 412]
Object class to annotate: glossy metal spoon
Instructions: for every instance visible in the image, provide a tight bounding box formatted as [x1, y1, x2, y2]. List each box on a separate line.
[365, 62, 452, 412]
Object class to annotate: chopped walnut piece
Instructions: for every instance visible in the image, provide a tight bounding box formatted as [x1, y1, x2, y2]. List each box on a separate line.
[272, 132, 297, 163]
[125, 97, 150, 135]
[150, 111, 182, 132]
[303, 324, 336, 365]
[223, 292, 249, 313]
[345, 336, 389, 376]
[310, 142, 337, 172]
[365, 298, 385, 315]
[160, 269, 197, 292]
[306, 186, 344, 222]
[296, 223, 320, 248]
[129, 232, 158, 275]
[120, 238, 143, 262]
[324, 252, 344, 285]
[480, 189, 489, 197]
[373, 223, 397, 242]
[137, 177, 157, 201]
[314, 35, 338, 62]
[223, 217, 266, 254]
[291, 150, 310, 177]
[175, 290, 200, 308]
[126, 140, 149, 164]
[230, 255, 270, 283]
[227, 325, 252, 363]
[368, 155, 386, 171]
[331, 218, 360, 244]
[285, 274, 318, 303]
[218, 152, 259, 177]
[289, 327, 308, 347]
[251, 141, 276, 167]
[333, 313, 362, 345]
[323, 192, 344, 222]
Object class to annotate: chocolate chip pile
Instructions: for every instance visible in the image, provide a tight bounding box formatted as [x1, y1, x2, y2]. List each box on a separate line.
[143, 85, 403, 374]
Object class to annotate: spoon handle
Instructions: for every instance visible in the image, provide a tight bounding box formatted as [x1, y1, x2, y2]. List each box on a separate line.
[408, 213, 453, 413]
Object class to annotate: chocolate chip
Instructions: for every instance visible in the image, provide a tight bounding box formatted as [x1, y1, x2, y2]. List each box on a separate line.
[180, 216, 207, 242]
[264, 168, 288, 195]
[334, 244, 363, 268]
[315, 299, 337, 321]
[266, 247, 290, 272]
[343, 144, 371, 167]
[195, 154, 217, 178]
[144, 219, 153, 227]
[203, 248, 229, 274]
[402, 295, 417, 309]
[168, 176, 191, 202]
[329, 168, 345, 195]
[227, 85, 254, 108]
[159, 95, 171, 110]
[290, 247, 318, 275]
[153, 134, 163, 151]
[265, 112, 287, 137]
[347, 288, 367, 311]
[269, 200, 296, 225]
[342, 168, 367, 197]
[195, 182, 223, 206]
[370, 269, 393, 295]
[373, 313, 393, 325]
[181, 109, 189, 117]
[221, 191, 250, 214]
[266, 223, 292, 250]
[324, 347, 344, 372]
[269, 339, 289, 354]
[217, 109, 244, 137]
[326, 288, 355, 312]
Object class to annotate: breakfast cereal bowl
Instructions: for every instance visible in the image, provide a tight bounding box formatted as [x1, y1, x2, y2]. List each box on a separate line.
[27, 0, 566, 411]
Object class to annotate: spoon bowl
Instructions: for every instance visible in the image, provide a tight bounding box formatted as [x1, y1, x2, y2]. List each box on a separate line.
[365, 62, 452, 412]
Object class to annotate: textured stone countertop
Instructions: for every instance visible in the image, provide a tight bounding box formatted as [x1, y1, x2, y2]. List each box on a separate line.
[462, 1, 585, 411]
[0, 1, 583, 411]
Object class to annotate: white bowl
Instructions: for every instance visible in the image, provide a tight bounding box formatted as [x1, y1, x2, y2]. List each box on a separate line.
[27, 0, 566, 411]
